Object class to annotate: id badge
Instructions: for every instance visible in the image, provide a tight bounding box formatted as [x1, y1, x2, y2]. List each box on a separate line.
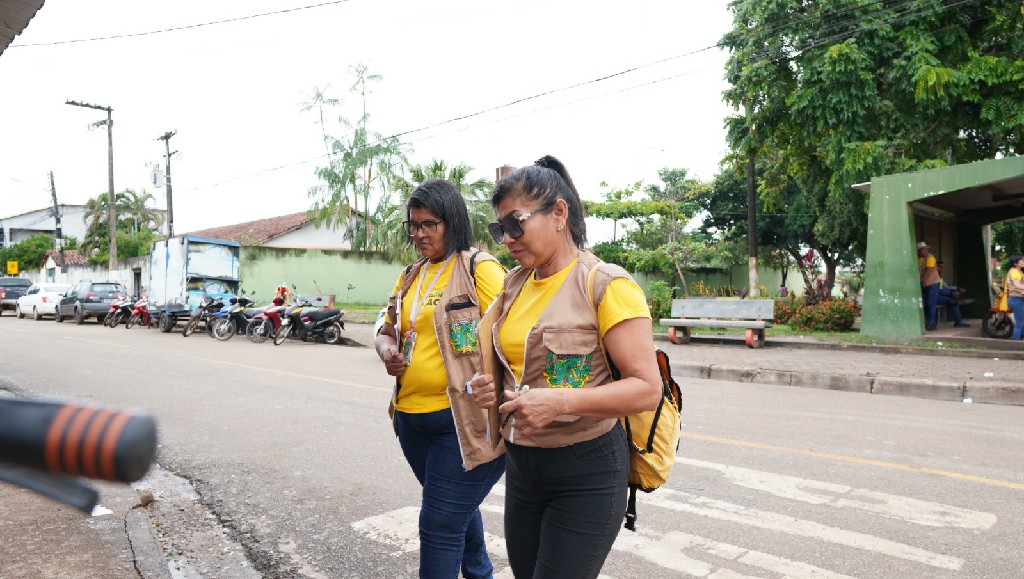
[401, 330, 417, 365]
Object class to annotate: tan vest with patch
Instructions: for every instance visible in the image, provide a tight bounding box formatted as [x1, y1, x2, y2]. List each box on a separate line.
[481, 250, 630, 448]
[387, 249, 505, 471]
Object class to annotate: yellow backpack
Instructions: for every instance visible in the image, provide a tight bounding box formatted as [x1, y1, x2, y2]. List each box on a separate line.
[587, 264, 682, 531]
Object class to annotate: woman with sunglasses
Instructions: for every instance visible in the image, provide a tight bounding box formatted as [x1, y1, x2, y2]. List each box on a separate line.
[468, 156, 662, 578]
[375, 179, 507, 579]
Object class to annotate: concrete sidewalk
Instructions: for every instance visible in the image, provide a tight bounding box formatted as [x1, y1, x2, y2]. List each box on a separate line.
[656, 328, 1024, 406]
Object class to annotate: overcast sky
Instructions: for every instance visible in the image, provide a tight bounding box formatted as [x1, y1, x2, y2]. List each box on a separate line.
[1, 0, 735, 239]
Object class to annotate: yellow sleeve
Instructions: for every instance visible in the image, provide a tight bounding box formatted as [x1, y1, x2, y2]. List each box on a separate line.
[1011, 270, 1024, 282]
[473, 259, 505, 314]
[927, 256, 937, 268]
[596, 277, 651, 339]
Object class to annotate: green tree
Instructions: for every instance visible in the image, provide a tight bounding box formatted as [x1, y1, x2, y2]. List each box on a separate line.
[721, 0, 1024, 288]
[586, 169, 731, 294]
[80, 190, 164, 264]
[0, 233, 54, 272]
[306, 66, 409, 251]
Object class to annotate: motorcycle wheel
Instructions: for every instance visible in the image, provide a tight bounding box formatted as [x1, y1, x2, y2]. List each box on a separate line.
[246, 320, 267, 343]
[107, 312, 120, 328]
[126, 314, 139, 329]
[211, 318, 235, 341]
[323, 322, 343, 345]
[982, 311, 1014, 339]
[183, 316, 198, 337]
[273, 325, 289, 346]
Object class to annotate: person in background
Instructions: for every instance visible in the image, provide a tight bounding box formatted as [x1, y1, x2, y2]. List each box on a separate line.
[374, 179, 507, 579]
[468, 155, 661, 579]
[1006, 255, 1024, 341]
[936, 261, 969, 328]
[917, 241, 940, 331]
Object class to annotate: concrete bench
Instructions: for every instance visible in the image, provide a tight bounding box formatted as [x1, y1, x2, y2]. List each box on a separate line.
[660, 298, 775, 348]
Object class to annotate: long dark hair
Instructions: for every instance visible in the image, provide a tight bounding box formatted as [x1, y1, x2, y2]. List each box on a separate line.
[407, 179, 472, 255]
[492, 155, 587, 248]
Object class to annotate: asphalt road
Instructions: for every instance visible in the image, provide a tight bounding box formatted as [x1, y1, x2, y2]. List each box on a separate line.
[1, 318, 1023, 578]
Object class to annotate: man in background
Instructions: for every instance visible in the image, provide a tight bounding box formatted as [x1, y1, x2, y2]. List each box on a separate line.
[917, 241, 940, 331]
[936, 261, 969, 328]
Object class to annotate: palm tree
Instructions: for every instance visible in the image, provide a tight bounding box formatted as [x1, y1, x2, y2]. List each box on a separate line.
[395, 160, 497, 251]
[118, 189, 163, 235]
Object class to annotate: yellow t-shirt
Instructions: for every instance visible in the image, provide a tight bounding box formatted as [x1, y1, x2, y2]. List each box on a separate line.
[498, 259, 651, 384]
[1009, 269, 1024, 296]
[390, 257, 504, 413]
[918, 255, 940, 285]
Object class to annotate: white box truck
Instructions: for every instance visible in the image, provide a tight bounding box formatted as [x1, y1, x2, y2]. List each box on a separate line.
[148, 235, 241, 332]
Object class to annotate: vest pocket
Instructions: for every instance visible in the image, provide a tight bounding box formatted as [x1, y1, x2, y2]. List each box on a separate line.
[444, 294, 481, 358]
[541, 329, 599, 389]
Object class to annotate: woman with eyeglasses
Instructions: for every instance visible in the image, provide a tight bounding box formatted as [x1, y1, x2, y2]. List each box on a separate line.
[375, 179, 507, 579]
[468, 156, 662, 578]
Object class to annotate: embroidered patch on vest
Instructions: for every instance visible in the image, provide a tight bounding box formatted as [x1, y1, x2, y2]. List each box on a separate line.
[544, 351, 593, 388]
[448, 319, 479, 354]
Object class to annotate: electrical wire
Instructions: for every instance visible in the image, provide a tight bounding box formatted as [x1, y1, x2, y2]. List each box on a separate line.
[8, 0, 353, 47]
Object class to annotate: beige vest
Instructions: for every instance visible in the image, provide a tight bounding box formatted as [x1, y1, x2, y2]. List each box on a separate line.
[481, 250, 631, 448]
[387, 249, 505, 471]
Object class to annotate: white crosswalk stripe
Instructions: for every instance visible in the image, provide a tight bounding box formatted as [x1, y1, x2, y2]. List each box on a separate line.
[352, 461, 996, 576]
[680, 458, 997, 529]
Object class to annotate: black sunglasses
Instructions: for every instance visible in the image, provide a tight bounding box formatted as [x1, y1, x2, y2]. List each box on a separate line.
[487, 202, 554, 244]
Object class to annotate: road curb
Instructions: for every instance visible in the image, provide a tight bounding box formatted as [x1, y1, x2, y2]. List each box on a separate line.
[670, 361, 1024, 406]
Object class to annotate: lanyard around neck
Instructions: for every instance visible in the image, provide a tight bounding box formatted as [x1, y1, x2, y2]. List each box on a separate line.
[410, 254, 454, 331]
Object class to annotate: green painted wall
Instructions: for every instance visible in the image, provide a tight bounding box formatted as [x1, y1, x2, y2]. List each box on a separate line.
[239, 247, 404, 306]
[862, 156, 1024, 338]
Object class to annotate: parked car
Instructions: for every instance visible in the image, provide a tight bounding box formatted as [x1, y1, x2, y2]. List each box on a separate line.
[56, 280, 128, 325]
[15, 283, 70, 320]
[0, 277, 33, 316]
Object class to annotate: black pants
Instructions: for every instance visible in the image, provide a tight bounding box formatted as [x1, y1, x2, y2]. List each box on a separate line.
[504, 424, 628, 579]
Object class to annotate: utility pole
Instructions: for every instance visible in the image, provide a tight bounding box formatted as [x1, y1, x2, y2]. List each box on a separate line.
[156, 130, 177, 238]
[66, 99, 116, 271]
[49, 172, 65, 269]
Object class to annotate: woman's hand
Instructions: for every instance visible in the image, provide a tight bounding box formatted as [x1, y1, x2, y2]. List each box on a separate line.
[468, 373, 497, 408]
[380, 345, 406, 377]
[498, 388, 567, 437]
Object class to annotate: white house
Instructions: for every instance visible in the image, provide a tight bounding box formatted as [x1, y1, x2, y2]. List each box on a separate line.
[0, 205, 89, 249]
[187, 211, 351, 250]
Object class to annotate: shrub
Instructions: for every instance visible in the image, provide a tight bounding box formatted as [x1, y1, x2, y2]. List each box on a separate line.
[773, 299, 803, 325]
[788, 298, 859, 332]
[647, 280, 678, 321]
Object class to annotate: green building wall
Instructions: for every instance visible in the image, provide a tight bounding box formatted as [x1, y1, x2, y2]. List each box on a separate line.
[239, 246, 404, 307]
[862, 156, 1024, 338]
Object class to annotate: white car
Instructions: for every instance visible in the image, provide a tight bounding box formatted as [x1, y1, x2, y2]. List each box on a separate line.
[16, 283, 71, 320]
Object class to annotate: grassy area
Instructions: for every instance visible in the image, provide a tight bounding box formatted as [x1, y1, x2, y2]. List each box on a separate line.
[336, 302, 385, 324]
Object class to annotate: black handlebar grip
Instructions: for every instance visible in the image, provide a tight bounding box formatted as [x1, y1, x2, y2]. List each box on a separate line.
[0, 399, 157, 483]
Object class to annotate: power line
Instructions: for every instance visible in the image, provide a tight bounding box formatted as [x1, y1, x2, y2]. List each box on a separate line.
[171, 0, 986, 192]
[9, 0, 353, 48]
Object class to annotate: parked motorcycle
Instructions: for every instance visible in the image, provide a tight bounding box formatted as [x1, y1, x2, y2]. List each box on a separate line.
[105, 294, 133, 328]
[273, 299, 345, 345]
[182, 293, 231, 337]
[124, 295, 150, 329]
[982, 293, 1014, 339]
[246, 296, 287, 343]
[210, 297, 261, 341]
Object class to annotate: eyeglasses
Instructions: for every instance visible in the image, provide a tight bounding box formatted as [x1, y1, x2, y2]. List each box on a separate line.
[487, 202, 554, 243]
[402, 219, 443, 236]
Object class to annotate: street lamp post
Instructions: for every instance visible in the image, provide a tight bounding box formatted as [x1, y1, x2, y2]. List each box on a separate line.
[66, 99, 117, 271]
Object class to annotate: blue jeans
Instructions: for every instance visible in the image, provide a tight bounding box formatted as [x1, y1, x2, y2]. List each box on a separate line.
[936, 290, 963, 325]
[504, 424, 628, 579]
[396, 408, 506, 579]
[1010, 296, 1024, 340]
[921, 283, 939, 328]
